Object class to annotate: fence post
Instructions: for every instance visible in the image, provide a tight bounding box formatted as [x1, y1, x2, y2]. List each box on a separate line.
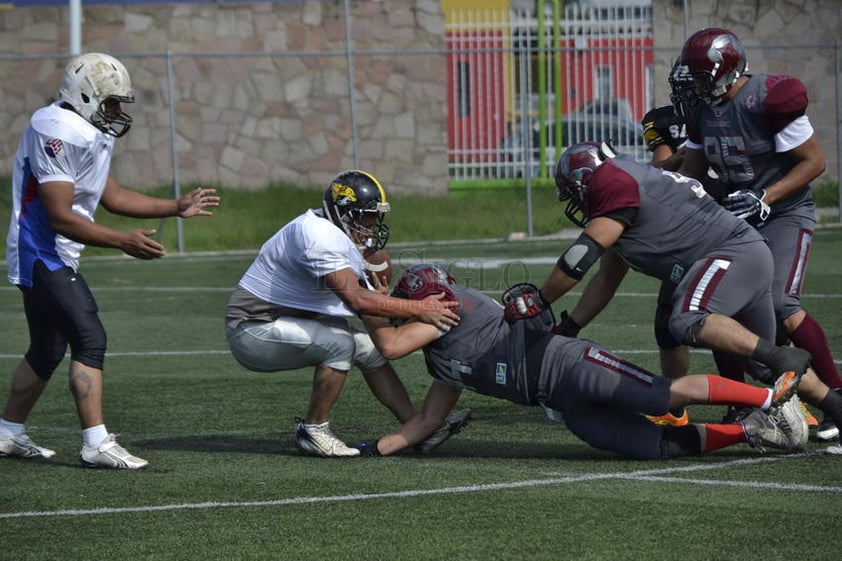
[165, 51, 185, 254]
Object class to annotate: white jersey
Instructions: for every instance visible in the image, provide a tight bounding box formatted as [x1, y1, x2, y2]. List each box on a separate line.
[6, 101, 114, 286]
[237, 209, 369, 317]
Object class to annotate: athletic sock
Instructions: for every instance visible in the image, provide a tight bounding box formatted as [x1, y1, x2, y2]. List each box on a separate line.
[703, 423, 748, 452]
[0, 418, 25, 439]
[705, 374, 771, 409]
[788, 313, 842, 389]
[82, 424, 109, 448]
[818, 389, 842, 433]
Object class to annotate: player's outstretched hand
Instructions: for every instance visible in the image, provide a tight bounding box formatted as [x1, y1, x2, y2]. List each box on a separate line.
[178, 187, 220, 218]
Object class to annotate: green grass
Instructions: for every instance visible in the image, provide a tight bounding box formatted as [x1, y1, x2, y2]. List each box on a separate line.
[2, 232, 842, 560]
[0, 177, 570, 258]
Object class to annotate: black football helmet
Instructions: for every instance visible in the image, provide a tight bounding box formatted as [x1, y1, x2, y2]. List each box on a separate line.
[323, 170, 391, 250]
[680, 27, 747, 105]
[392, 263, 457, 302]
[554, 141, 616, 228]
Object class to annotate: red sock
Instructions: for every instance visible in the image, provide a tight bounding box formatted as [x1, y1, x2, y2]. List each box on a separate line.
[703, 424, 748, 452]
[705, 374, 770, 407]
[789, 313, 842, 389]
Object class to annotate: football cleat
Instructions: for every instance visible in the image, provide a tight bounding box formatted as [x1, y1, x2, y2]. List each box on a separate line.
[0, 434, 56, 459]
[816, 388, 841, 442]
[800, 401, 819, 428]
[294, 418, 360, 458]
[646, 408, 689, 427]
[415, 409, 472, 455]
[80, 434, 148, 469]
[770, 370, 803, 407]
[741, 398, 808, 453]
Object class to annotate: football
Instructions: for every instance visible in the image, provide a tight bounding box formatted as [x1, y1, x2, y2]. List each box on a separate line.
[363, 248, 393, 287]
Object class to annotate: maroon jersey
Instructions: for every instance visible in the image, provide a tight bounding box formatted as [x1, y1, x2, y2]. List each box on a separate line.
[684, 74, 813, 213]
[585, 155, 762, 283]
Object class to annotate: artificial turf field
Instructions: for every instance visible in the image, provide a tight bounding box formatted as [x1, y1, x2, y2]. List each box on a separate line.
[1, 230, 841, 561]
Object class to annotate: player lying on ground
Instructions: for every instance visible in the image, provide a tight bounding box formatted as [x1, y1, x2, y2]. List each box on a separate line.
[353, 264, 808, 459]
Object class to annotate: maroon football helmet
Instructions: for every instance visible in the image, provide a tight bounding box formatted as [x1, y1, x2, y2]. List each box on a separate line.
[680, 27, 747, 105]
[392, 264, 457, 302]
[554, 141, 615, 228]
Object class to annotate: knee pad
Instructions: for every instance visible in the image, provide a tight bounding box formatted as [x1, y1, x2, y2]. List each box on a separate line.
[659, 426, 702, 458]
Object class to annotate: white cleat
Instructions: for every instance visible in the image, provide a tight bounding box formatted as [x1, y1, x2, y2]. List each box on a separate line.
[80, 434, 148, 469]
[294, 419, 360, 458]
[0, 434, 56, 459]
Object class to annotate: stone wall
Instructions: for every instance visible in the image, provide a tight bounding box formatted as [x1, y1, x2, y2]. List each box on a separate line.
[1, 1, 839, 193]
[0, 1, 450, 194]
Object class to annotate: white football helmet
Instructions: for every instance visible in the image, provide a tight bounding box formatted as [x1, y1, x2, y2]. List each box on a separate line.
[58, 52, 135, 137]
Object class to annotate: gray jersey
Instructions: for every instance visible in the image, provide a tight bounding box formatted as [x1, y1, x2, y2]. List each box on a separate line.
[422, 287, 549, 405]
[588, 156, 762, 284]
[684, 73, 813, 215]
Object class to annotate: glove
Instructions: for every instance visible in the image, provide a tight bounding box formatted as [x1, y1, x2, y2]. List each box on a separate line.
[722, 189, 770, 221]
[502, 283, 548, 324]
[552, 310, 582, 337]
[352, 441, 382, 457]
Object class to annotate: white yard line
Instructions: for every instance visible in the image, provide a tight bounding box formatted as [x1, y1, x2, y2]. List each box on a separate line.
[1, 452, 837, 520]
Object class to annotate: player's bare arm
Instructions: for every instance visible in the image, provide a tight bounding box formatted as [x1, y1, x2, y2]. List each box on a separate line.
[541, 216, 624, 304]
[38, 179, 165, 259]
[762, 134, 826, 205]
[325, 267, 459, 329]
[369, 382, 462, 456]
[568, 249, 630, 327]
[362, 315, 441, 360]
[100, 176, 219, 218]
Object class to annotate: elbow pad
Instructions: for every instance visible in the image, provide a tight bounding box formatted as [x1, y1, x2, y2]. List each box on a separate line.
[557, 232, 605, 280]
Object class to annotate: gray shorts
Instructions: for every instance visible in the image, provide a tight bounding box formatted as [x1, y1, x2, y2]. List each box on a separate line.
[756, 203, 816, 321]
[538, 336, 672, 460]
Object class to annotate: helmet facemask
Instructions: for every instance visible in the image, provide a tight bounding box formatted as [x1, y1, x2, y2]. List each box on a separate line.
[343, 207, 391, 251]
[668, 59, 694, 119]
[59, 53, 135, 138]
[323, 170, 392, 251]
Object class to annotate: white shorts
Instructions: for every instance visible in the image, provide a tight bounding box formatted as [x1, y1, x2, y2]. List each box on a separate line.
[225, 314, 386, 373]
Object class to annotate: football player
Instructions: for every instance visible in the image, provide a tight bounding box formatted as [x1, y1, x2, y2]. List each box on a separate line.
[532, 141, 842, 445]
[353, 264, 809, 459]
[640, 62, 740, 426]
[676, 27, 842, 441]
[1, 53, 220, 469]
[225, 170, 469, 457]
